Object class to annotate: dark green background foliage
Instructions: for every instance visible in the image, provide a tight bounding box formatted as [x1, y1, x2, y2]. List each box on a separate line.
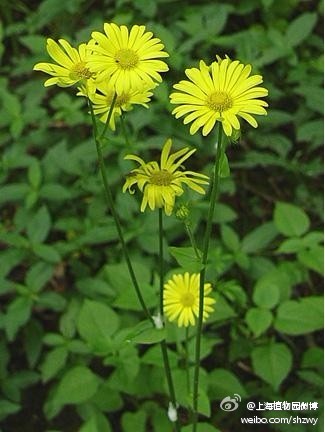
[0, 0, 323, 431]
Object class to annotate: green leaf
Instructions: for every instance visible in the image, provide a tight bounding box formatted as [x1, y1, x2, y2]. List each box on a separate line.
[182, 424, 221, 432]
[32, 243, 61, 263]
[253, 274, 280, 309]
[208, 368, 247, 400]
[298, 246, 324, 275]
[122, 410, 147, 432]
[274, 297, 324, 335]
[129, 327, 166, 345]
[219, 152, 230, 178]
[286, 13, 317, 47]
[242, 222, 277, 253]
[245, 308, 273, 337]
[5, 297, 33, 341]
[41, 346, 68, 383]
[28, 160, 42, 189]
[25, 262, 53, 292]
[274, 202, 310, 237]
[251, 343, 292, 390]
[80, 412, 112, 432]
[169, 246, 203, 272]
[52, 366, 99, 405]
[27, 206, 51, 243]
[221, 225, 240, 252]
[0, 399, 20, 421]
[77, 300, 119, 353]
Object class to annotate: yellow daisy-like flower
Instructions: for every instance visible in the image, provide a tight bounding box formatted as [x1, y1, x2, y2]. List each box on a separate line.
[33, 39, 94, 88]
[87, 23, 169, 94]
[79, 80, 155, 131]
[122, 139, 209, 216]
[170, 57, 268, 137]
[164, 272, 216, 327]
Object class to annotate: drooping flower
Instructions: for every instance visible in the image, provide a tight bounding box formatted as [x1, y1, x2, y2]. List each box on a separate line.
[87, 23, 169, 94]
[170, 57, 268, 137]
[122, 139, 209, 216]
[79, 80, 155, 130]
[164, 272, 216, 327]
[33, 39, 94, 88]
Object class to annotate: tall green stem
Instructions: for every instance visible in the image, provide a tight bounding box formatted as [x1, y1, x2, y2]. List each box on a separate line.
[158, 209, 181, 432]
[185, 327, 190, 395]
[192, 123, 224, 431]
[88, 98, 153, 324]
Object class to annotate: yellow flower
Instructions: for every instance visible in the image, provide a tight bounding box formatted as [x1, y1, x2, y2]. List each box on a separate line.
[164, 272, 216, 327]
[79, 80, 155, 131]
[87, 23, 169, 94]
[122, 139, 209, 216]
[33, 39, 94, 88]
[170, 57, 268, 137]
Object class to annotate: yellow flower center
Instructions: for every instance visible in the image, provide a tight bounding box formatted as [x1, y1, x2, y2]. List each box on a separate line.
[206, 91, 232, 112]
[70, 62, 93, 80]
[115, 49, 139, 70]
[150, 170, 173, 186]
[106, 93, 130, 108]
[181, 292, 195, 307]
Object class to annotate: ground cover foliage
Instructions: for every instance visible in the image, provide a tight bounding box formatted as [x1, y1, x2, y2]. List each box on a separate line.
[0, 0, 323, 431]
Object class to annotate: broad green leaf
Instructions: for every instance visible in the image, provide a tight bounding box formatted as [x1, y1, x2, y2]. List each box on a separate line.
[182, 424, 221, 432]
[32, 244, 61, 263]
[221, 225, 240, 252]
[275, 297, 323, 335]
[122, 410, 147, 432]
[274, 202, 310, 237]
[242, 222, 277, 253]
[253, 274, 280, 309]
[80, 412, 112, 432]
[129, 327, 166, 345]
[77, 300, 119, 353]
[245, 308, 273, 337]
[0, 400, 20, 421]
[26, 262, 53, 292]
[301, 347, 324, 370]
[208, 368, 247, 400]
[169, 246, 203, 272]
[28, 159, 42, 189]
[52, 366, 99, 405]
[219, 152, 230, 178]
[298, 246, 324, 275]
[286, 13, 317, 47]
[27, 206, 51, 243]
[252, 343, 292, 390]
[41, 346, 68, 382]
[5, 297, 33, 341]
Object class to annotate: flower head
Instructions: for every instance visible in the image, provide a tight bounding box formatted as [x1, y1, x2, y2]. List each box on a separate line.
[87, 23, 169, 94]
[79, 80, 155, 130]
[164, 272, 216, 327]
[123, 139, 209, 216]
[33, 39, 94, 88]
[170, 57, 268, 137]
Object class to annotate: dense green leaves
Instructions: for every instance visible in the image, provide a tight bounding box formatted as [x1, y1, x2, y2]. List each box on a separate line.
[0, 1, 322, 431]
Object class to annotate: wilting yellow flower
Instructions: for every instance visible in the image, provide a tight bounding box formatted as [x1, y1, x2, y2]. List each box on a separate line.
[87, 23, 169, 94]
[79, 81, 155, 131]
[170, 57, 268, 137]
[164, 272, 216, 327]
[122, 139, 209, 216]
[33, 39, 94, 88]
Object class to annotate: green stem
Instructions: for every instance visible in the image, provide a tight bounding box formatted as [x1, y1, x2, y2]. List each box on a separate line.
[88, 98, 153, 324]
[185, 327, 190, 396]
[158, 209, 181, 432]
[120, 114, 131, 146]
[185, 223, 201, 260]
[100, 93, 117, 140]
[192, 123, 224, 431]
